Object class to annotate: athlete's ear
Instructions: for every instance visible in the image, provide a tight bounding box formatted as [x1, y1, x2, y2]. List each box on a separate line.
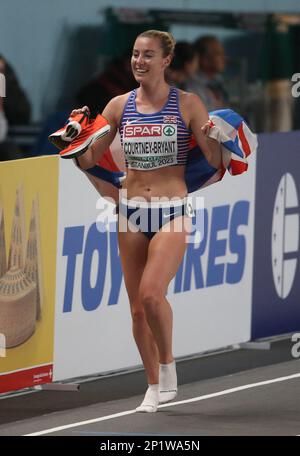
[163, 55, 172, 69]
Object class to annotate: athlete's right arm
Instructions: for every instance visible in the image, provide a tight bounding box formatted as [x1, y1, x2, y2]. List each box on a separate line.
[76, 96, 125, 169]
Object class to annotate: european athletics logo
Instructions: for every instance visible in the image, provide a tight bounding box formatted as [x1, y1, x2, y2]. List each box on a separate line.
[272, 173, 299, 299]
[252, 132, 300, 339]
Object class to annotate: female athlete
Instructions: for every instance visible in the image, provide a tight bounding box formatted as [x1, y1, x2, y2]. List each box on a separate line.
[68, 30, 221, 412]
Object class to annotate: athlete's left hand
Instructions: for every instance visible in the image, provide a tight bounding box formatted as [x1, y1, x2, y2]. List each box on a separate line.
[201, 119, 214, 136]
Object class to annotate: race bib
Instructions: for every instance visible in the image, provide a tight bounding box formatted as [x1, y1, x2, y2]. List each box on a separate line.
[123, 123, 178, 170]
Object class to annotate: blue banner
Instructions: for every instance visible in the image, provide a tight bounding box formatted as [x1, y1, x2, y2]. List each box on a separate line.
[252, 131, 300, 338]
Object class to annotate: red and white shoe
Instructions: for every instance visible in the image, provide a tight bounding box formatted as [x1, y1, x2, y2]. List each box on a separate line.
[48, 111, 90, 150]
[59, 114, 111, 159]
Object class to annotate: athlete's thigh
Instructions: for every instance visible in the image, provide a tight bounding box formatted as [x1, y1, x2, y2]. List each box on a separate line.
[117, 213, 149, 304]
[140, 215, 191, 295]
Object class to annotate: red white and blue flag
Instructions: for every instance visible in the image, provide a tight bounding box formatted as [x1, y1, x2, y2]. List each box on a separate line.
[79, 109, 257, 201]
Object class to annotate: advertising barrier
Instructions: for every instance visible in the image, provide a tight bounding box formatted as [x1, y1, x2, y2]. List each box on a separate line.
[53, 153, 256, 381]
[251, 132, 300, 339]
[0, 156, 58, 393]
[6, 129, 299, 390]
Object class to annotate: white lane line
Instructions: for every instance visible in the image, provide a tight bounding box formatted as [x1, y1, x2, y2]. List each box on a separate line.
[0, 390, 37, 401]
[25, 372, 300, 436]
[159, 372, 300, 408]
[25, 410, 136, 436]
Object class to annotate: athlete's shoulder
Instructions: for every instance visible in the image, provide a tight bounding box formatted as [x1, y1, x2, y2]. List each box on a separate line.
[102, 91, 133, 125]
[106, 92, 132, 111]
[178, 89, 205, 110]
[177, 89, 208, 128]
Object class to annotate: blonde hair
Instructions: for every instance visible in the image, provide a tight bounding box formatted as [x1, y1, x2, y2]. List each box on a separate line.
[137, 30, 176, 58]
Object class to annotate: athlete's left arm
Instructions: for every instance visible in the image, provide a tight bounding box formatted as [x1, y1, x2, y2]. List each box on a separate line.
[185, 93, 222, 169]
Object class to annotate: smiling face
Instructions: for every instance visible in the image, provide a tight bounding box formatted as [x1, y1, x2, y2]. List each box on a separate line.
[131, 36, 172, 84]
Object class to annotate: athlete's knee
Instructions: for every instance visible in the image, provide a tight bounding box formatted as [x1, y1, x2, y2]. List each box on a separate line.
[139, 286, 162, 315]
[130, 302, 147, 324]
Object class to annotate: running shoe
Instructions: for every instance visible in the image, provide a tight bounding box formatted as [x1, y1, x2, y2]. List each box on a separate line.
[59, 114, 111, 159]
[48, 111, 90, 150]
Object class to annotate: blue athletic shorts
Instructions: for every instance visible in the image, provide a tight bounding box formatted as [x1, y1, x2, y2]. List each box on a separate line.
[116, 196, 194, 240]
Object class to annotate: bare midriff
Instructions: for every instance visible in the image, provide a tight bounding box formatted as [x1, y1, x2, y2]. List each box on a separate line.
[120, 165, 187, 201]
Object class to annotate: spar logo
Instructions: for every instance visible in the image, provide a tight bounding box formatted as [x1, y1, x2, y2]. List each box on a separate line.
[271, 173, 299, 299]
[125, 124, 162, 137]
[163, 125, 175, 136]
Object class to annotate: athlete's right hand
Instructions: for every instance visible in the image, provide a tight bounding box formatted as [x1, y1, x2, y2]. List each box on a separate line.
[70, 106, 90, 117]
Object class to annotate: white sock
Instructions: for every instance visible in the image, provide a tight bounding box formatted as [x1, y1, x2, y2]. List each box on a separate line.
[159, 360, 178, 404]
[135, 384, 159, 413]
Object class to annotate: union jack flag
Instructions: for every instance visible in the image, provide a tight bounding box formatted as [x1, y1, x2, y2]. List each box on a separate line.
[186, 109, 257, 193]
[163, 115, 178, 124]
[77, 109, 257, 201]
